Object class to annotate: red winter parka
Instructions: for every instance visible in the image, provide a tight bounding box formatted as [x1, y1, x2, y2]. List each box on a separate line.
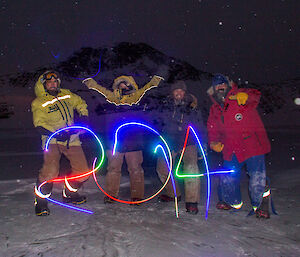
[207, 83, 271, 163]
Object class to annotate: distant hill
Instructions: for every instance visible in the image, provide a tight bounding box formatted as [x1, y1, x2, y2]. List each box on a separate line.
[0, 42, 299, 129]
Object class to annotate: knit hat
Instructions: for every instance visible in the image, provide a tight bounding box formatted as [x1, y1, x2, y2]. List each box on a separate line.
[171, 80, 187, 92]
[212, 74, 228, 87]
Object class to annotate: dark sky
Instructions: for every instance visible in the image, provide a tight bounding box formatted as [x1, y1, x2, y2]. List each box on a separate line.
[0, 0, 298, 83]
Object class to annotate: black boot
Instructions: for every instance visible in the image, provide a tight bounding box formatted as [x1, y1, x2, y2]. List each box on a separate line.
[104, 196, 116, 204]
[62, 181, 87, 204]
[158, 194, 181, 202]
[35, 181, 53, 216]
[256, 185, 271, 219]
[186, 202, 199, 215]
[35, 197, 50, 216]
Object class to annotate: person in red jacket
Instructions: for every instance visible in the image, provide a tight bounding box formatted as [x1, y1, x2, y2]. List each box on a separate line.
[207, 74, 271, 218]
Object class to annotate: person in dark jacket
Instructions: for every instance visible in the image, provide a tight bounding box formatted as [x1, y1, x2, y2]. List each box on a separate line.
[83, 75, 164, 203]
[156, 80, 207, 214]
[207, 74, 271, 218]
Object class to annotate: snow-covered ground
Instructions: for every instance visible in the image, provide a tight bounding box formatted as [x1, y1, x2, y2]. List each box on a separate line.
[0, 167, 299, 257]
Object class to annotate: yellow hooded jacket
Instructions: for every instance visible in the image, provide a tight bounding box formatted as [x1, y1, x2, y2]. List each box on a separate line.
[83, 75, 163, 106]
[31, 74, 88, 148]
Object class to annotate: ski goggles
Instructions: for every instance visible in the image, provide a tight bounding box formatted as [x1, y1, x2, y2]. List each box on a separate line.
[44, 72, 59, 80]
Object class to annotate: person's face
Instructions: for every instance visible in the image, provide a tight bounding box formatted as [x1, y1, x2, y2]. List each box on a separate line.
[215, 83, 228, 102]
[119, 82, 129, 90]
[172, 89, 185, 101]
[45, 78, 59, 92]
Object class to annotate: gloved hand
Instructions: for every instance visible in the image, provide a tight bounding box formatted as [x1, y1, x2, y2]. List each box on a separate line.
[55, 130, 71, 142]
[229, 92, 248, 105]
[78, 115, 89, 127]
[210, 141, 224, 152]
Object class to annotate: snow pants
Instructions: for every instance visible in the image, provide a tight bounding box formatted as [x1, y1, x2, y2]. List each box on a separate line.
[105, 150, 144, 199]
[156, 145, 200, 203]
[38, 144, 90, 183]
[220, 154, 266, 208]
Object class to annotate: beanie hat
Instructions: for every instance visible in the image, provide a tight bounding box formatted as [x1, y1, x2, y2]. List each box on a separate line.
[171, 80, 187, 92]
[212, 74, 228, 87]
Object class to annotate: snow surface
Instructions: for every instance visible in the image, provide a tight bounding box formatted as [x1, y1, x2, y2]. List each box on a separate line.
[0, 168, 299, 257]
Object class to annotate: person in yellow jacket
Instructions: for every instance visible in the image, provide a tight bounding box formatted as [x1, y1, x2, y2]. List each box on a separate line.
[82, 75, 164, 204]
[82, 75, 163, 106]
[32, 70, 90, 216]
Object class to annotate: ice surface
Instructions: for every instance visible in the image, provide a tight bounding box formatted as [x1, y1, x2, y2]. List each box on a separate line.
[0, 169, 299, 257]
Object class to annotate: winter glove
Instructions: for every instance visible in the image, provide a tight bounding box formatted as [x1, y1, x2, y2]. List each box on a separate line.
[229, 92, 248, 105]
[36, 126, 52, 136]
[210, 141, 224, 152]
[55, 130, 71, 142]
[78, 115, 89, 128]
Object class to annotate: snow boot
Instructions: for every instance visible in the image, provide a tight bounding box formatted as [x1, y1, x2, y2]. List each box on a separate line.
[255, 185, 271, 219]
[255, 208, 270, 219]
[130, 198, 143, 206]
[158, 194, 181, 202]
[34, 180, 52, 216]
[186, 202, 199, 215]
[35, 197, 50, 216]
[62, 181, 86, 204]
[216, 201, 232, 210]
[104, 196, 116, 204]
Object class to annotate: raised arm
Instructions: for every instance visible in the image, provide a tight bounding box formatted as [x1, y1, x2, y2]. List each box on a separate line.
[82, 78, 115, 100]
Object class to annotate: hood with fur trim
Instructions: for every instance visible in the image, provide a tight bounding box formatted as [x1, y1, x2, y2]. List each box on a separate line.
[112, 75, 138, 91]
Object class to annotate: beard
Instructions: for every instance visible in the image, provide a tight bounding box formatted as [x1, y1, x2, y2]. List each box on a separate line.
[215, 88, 229, 106]
[47, 88, 59, 96]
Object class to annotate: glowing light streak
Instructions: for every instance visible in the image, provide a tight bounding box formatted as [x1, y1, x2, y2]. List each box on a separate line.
[44, 126, 105, 182]
[174, 125, 211, 219]
[42, 95, 71, 107]
[112, 122, 159, 155]
[95, 122, 173, 205]
[65, 177, 78, 192]
[231, 201, 243, 209]
[175, 170, 235, 178]
[173, 126, 234, 219]
[47, 197, 93, 214]
[35, 126, 105, 214]
[34, 185, 51, 199]
[73, 55, 102, 80]
[154, 145, 179, 218]
[51, 51, 60, 59]
[263, 189, 271, 198]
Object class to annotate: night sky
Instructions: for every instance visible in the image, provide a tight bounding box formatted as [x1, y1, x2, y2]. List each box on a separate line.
[0, 0, 298, 83]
